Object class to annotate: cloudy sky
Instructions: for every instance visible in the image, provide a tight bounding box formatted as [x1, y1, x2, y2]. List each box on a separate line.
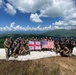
[0, 0, 76, 31]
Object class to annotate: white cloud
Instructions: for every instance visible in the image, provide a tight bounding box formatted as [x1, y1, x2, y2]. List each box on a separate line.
[6, 0, 75, 19]
[7, 0, 75, 17]
[50, 0, 76, 29]
[53, 21, 64, 26]
[7, 0, 76, 26]
[0, 22, 52, 31]
[4, 3, 16, 15]
[68, 20, 76, 25]
[0, 0, 4, 8]
[64, 13, 76, 20]
[52, 19, 76, 30]
[7, 0, 52, 13]
[53, 20, 76, 27]
[30, 13, 43, 23]
[40, 0, 75, 17]
[0, 0, 76, 29]
[7, 0, 69, 17]
[0, 0, 75, 18]
[0, 22, 75, 32]
[0, 0, 2, 5]
[10, 22, 15, 28]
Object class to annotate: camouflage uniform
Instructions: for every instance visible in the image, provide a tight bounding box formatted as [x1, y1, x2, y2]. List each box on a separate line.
[4, 39, 10, 60]
[24, 44, 30, 55]
[19, 44, 24, 55]
[9, 38, 13, 56]
[54, 40, 60, 53]
[69, 40, 75, 54]
[60, 45, 70, 57]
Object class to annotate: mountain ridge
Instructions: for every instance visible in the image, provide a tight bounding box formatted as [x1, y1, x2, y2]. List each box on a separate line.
[42, 29, 76, 37]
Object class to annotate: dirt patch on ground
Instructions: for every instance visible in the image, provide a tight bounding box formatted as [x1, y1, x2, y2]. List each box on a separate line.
[0, 56, 76, 75]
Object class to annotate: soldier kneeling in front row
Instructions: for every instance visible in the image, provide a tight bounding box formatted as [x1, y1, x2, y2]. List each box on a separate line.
[19, 43, 30, 55]
[60, 45, 70, 57]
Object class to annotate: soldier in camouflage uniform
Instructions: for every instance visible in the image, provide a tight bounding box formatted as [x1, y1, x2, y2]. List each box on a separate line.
[19, 40, 30, 55]
[60, 45, 70, 57]
[9, 37, 13, 56]
[68, 39, 76, 56]
[19, 41, 24, 55]
[24, 43, 30, 55]
[60, 39, 70, 57]
[54, 40, 61, 53]
[4, 38, 10, 60]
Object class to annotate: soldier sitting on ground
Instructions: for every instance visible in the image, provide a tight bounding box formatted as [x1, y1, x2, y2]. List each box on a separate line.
[60, 42, 70, 57]
[19, 42, 24, 55]
[19, 40, 30, 55]
[24, 43, 30, 55]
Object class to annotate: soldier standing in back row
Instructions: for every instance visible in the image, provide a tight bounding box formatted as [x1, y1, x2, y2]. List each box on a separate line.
[9, 37, 13, 56]
[4, 38, 10, 60]
[54, 40, 60, 53]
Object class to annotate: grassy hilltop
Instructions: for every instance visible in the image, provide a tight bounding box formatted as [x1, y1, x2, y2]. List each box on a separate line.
[0, 56, 76, 75]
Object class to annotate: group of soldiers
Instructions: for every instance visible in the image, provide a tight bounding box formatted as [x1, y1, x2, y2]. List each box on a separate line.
[4, 37, 30, 60]
[54, 38, 75, 57]
[4, 37, 76, 60]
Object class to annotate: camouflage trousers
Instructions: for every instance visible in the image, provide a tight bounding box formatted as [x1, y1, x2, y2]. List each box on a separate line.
[5, 48, 9, 60]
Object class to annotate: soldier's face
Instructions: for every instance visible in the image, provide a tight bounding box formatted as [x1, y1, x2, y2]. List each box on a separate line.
[6, 38, 8, 41]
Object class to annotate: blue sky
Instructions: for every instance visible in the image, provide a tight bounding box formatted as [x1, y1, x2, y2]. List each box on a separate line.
[0, 9, 61, 27]
[0, 0, 76, 31]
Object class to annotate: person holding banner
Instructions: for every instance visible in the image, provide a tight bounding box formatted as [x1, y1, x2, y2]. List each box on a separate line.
[28, 39, 41, 51]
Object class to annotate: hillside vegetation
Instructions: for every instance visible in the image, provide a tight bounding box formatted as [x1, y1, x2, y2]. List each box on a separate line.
[43, 29, 76, 37]
[0, 29, 76, 48]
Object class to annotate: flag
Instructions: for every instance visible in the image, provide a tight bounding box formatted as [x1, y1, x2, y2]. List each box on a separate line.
[47, 41, 54, 49]
[42, 40, 48, 48]
[28, 41, 41, 50]
[42, 40, 54, 49]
